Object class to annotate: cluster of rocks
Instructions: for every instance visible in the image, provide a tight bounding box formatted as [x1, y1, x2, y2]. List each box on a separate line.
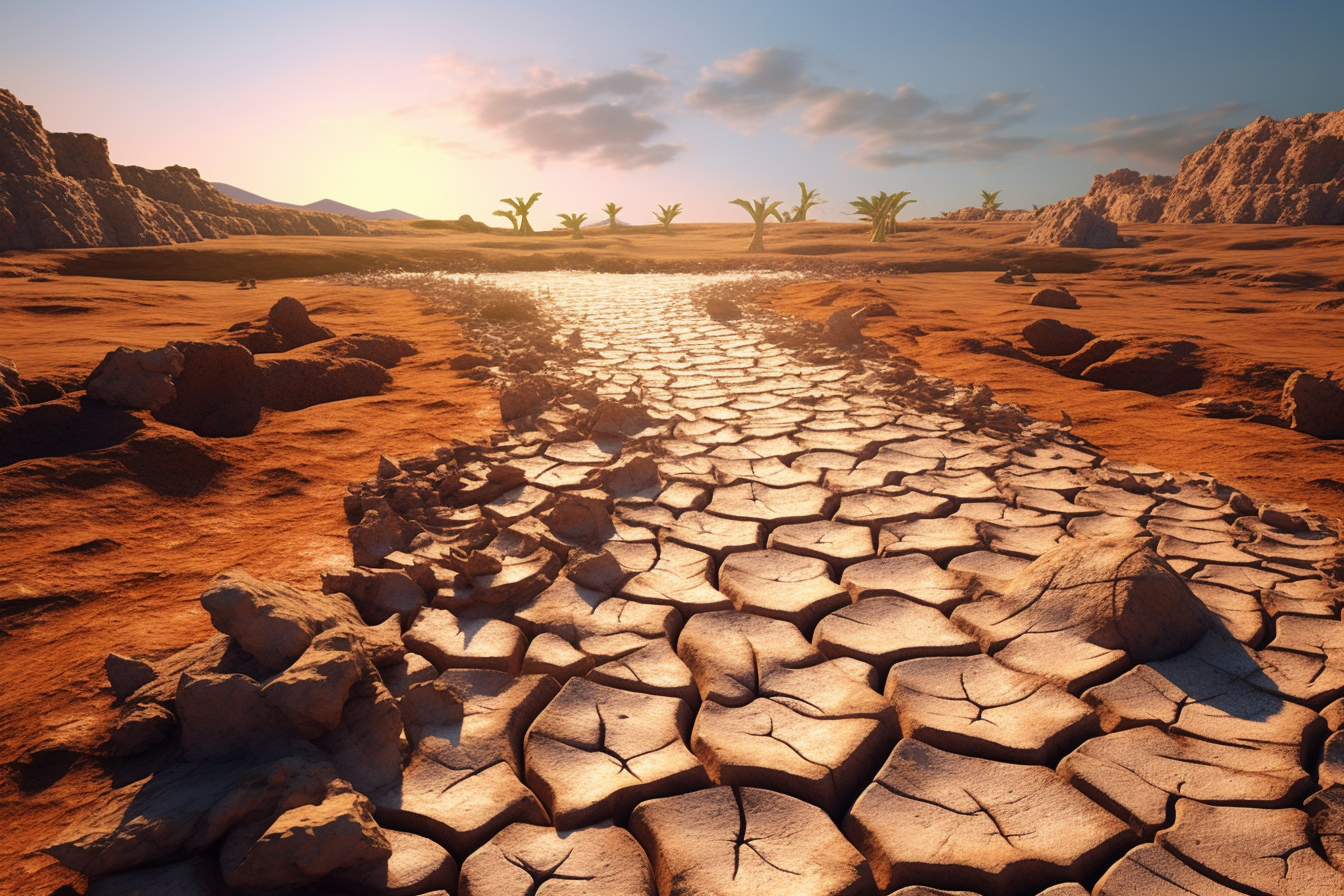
[41, 272, 1344, 895]
[1019, 314, 1344, 434]
[0, 89, 373, 250]
[1019, 315, 1205, 397]
[1078, 109, 1344, 225]
[0, 297, 414, 467]
[937, 207, 1038, 223]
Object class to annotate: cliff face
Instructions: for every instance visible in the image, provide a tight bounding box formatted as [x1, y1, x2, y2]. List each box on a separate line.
[0, 89, 372, 250]
[1081, 109, 1344, 225]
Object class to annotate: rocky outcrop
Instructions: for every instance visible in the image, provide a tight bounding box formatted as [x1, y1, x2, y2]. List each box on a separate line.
[1079, 109, 1344, 225]
[938, 207, 1037, 223]
[1026, 199, 1125, 249]
[84, 346, 184, 411]
[1081, 169, 1172, 224]
[1282, 370, 1344, 438]
[0, 88, 372, 250]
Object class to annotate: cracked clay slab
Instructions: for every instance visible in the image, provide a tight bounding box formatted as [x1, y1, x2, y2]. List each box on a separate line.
[631, 785, 878, 896]
[844, 738, 1134, 896]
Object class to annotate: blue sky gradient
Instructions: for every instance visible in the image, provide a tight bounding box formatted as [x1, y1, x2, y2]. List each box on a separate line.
[4, 1, 1341, 222]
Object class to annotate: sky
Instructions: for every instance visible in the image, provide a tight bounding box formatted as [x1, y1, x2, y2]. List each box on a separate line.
[4, 1, 1342, 223]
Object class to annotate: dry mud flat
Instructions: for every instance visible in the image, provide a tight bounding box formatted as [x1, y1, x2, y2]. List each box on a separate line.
[10, 258, 1344, 896]
[2, 222, 1344, 896]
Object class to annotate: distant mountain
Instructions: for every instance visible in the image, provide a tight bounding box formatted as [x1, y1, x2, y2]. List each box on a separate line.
[211, 182, 422, 221]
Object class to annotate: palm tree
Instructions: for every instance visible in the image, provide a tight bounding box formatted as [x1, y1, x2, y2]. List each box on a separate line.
[499, 193, 542, 235]
[849, 191, 915, 242]
[654, 203, 683, 235]
[492, 209, 519, 231]
[730, 196, 785, 252]
[791, 182, 825, 222]
[981, 190, 1003, 211]
[557, 213, 587, 239]
[602, 202, 623, 230]
[885, 191, 916, 234]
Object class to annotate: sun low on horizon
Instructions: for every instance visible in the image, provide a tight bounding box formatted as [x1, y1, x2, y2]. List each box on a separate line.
[4, 0, 1342, 224]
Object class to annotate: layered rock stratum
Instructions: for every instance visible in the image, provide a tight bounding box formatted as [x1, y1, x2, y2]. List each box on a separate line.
[0, 89, 371, 250]
[1081, 109, 1344, 225]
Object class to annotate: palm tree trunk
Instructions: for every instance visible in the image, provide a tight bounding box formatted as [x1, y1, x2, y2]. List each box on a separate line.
[746, 222, 765, 252]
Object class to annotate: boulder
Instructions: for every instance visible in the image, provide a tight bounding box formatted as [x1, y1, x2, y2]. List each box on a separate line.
[951, 538, 1212, 693]
[1282, 370, 1344, 438]
[268, 296, 335, 348]
[1027, 287, 1080, 310]
[1026, 198, 1125, 249]
[151, 340, 260, 437]
[104, 653, 156, 702]
[221, 787, 392, 888]
[255, 351, 391, 411]
[450, 352, 492, 370]
[199, 570, 366, 672]
[321, 566, 427, 625]
[84, 345, 184, 410]
[1021, 319, 1095, 356]
[260, 627, 368, 738]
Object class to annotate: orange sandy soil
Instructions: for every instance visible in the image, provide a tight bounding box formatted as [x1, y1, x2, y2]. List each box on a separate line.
[2, 218, 1343, 892]
[0, 272, 499, 893]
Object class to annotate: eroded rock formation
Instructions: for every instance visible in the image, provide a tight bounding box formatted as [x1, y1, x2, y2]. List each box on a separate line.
[0, 88, 371, 250]
[1079, 109, 1344, 225]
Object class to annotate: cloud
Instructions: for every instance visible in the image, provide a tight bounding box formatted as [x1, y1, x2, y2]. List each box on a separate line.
[465, 65, 683, 169]
[687, 47, 814, 120]
[687, 47, 1041, 167]
[1057, 102, 1254, 167]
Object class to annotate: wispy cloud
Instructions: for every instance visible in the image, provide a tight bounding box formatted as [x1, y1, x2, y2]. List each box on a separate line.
[448, 64, 685, 169]
[1057, 102, 1254, 167]
[687, 46, 1042, 167]
[687, 47, 813, 121]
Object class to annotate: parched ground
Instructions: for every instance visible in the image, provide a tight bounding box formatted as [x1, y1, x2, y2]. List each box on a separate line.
[2, 217, 1343, 894]
[0, 274, 498, 892]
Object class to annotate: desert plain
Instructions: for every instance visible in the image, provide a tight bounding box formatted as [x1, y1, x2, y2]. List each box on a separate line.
[3, 214, 1344, 895]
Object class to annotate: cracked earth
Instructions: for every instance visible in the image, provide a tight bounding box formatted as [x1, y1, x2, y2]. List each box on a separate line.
[48, 271, 1344, 895]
